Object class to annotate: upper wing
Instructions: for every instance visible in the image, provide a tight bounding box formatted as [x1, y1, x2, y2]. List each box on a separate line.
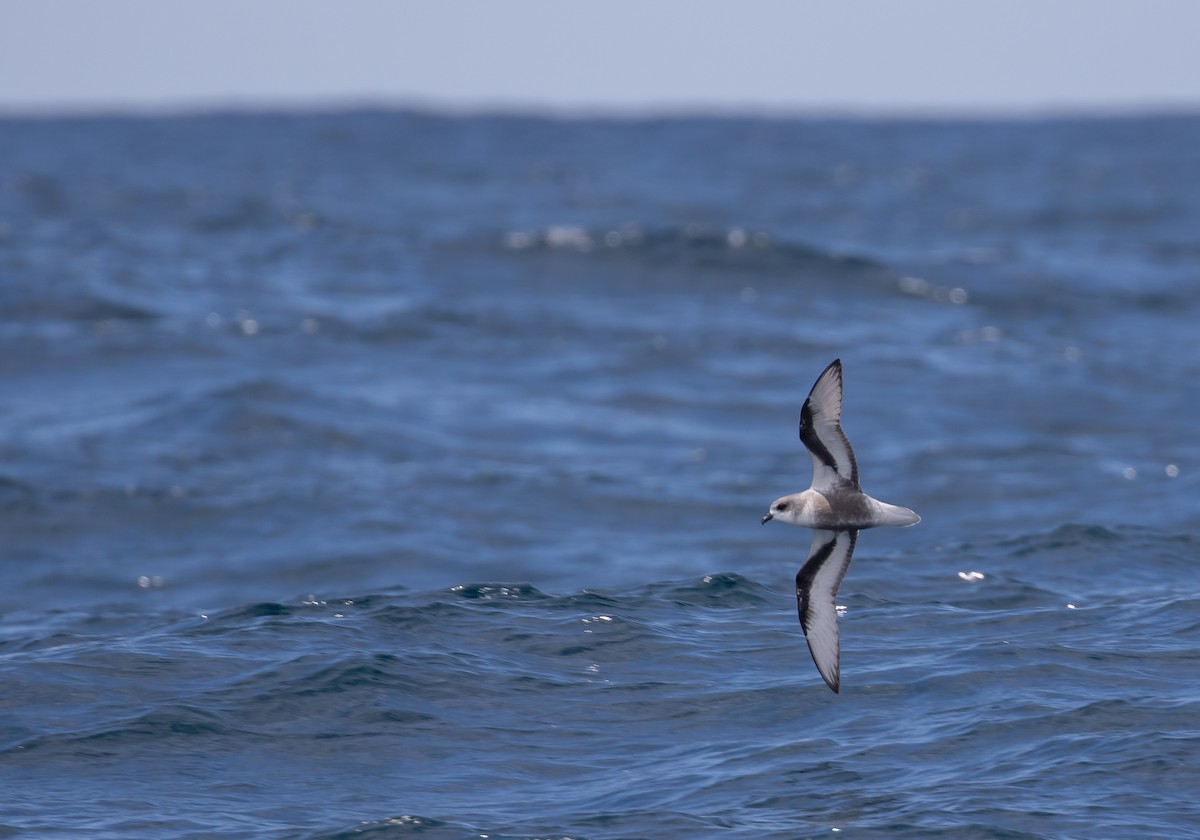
[799, 359, 859, 491]
[795, 528, 859, 693]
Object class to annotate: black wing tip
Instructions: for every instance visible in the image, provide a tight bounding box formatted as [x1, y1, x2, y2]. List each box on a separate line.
[804, 359, 842, 400]
[819, 660, 841, 693]
[814, 358, 842, 386]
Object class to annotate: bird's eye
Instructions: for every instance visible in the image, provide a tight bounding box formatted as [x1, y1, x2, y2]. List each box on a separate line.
[776, 502, 789, 512]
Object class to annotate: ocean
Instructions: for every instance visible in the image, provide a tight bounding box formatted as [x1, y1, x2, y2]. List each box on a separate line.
[1, 109, 1198, 838]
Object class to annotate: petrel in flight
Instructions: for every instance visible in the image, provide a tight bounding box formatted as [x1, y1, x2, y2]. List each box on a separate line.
[762, 360, 920, 693]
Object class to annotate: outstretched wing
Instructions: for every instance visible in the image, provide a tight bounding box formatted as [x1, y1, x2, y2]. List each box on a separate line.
[799, 359, 859, 491]
[795, 528, 859, 693]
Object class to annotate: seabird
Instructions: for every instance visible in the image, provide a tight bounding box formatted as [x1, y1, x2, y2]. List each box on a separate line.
[762, 359, 920, 693]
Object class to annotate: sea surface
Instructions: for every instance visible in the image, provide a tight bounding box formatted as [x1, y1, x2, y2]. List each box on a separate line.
[1, 110, 1199, 838]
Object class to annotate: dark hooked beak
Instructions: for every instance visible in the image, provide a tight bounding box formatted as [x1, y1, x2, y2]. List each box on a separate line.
[761, 513, 773, 525]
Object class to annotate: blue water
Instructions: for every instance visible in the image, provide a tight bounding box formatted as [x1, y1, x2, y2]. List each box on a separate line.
[2, 110, 1199, 838]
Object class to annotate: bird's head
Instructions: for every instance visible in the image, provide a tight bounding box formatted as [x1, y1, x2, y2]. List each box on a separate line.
[761, 494, 804, 526]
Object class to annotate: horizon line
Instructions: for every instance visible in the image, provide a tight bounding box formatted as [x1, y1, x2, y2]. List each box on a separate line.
[3, 94, 1200, 123]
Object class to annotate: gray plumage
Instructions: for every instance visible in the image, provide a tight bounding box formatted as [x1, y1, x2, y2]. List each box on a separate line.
[762, 359, 920, 692]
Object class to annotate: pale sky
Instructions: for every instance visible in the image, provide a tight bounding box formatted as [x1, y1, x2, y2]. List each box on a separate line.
[3, 0, 1199, 115]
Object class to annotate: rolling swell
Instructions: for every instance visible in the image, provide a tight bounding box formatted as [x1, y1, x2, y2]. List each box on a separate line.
[6, 530, 1200, 836]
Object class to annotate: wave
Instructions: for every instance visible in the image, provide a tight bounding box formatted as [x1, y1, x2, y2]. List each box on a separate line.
[5, 560, 1200, 836]
[500, 222, 877, 265]
[484, 223, 891, 290]
[0, 285, 162, 325]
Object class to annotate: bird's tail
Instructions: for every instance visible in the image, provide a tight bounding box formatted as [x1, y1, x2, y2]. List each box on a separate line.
[874, 501, 921, 527]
